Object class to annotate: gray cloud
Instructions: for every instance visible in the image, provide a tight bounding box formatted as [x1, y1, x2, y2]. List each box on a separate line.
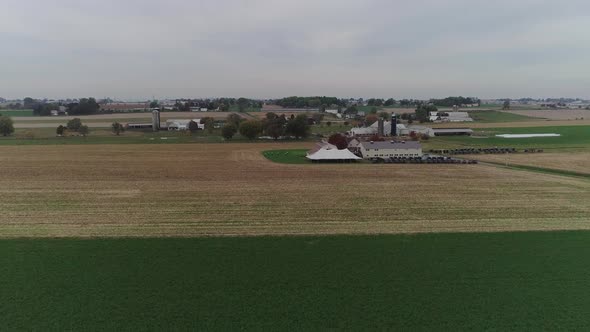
[1, 0, 590, 99]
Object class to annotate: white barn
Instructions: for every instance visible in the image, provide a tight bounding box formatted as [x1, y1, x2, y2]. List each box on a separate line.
[430, 111, 473, 122]
[359, 141, 423, 159]
[166, 119, 205, 131]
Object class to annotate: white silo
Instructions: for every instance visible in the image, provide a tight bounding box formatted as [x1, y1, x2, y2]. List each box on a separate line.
[152, 110, 160, 131]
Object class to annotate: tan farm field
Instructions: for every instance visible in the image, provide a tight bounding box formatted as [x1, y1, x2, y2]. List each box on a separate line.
[431, 119, 590, 129]
[470, 152, 590, 175]
[504, 109, 590, 120]
[1, 143, 589, 238]
[12, 112, 242, 128]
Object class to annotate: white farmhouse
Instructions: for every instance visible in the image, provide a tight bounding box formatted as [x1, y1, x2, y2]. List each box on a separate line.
[166, 119, 205, 131]
[359, 141, 423, 159]
[325, 109, 343, 118]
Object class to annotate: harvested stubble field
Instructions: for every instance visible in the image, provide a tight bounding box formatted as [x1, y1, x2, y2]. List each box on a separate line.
[504, 109, 590, 120]
[1, 143, 589, 237]
[11, 111, 243, 129]
[470, 152, 590, 175]
[431, 119, 590, 128]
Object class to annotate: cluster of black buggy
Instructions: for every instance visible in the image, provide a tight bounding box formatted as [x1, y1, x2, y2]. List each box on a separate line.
[371, 156, 478, 164]
[429, 147, 543, 155]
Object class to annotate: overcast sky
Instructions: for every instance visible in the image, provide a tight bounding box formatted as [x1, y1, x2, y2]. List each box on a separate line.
[1, 0, 590, 100]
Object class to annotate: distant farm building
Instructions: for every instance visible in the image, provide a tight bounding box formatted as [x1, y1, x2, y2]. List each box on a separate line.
[100, 103, 150, 113]
[403, 125, 435, 137]
[359, 141, 423, 159]
[166, 119, 205, 131]
[432, 128, 473, 136]
[126, 123, 153, 130]
[430, 112, 473, 122]
[50, 106, 68, 116]
[349, 120, 434, 137]
[347, 138, 361, 154]
[325, 109, 342, 118]
[126, 110, 161, 131]
[349, 120, 402, 136]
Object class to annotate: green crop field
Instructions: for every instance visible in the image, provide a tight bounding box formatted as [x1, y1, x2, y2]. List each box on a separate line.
[263, 149, 309, 163]
[478, 103, 502, 108]
[468, 110, 540, 123]
[0, 109, 34, 117]
[428, 125, 590, 151]
[229, 105, 261, 112]
[3, 232, 590, 330]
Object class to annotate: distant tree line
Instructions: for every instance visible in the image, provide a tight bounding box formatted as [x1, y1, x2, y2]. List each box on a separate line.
[174, 98, 262, 112]
[274, 96, 346, 109]
[366, 98, 397, 107]
[429, 96, 480, 107]
[29, 97, 100, 116]
[23, 97, 265, 116]
[221, 112, 311, 140]
[398, 99, 421, 107]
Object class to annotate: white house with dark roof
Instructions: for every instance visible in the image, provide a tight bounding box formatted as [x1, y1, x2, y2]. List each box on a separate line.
[359, 141, 422, 159]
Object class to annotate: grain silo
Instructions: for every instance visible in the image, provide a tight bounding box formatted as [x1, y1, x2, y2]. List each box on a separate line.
[152, 110, 160, 131]
[391, 113, 397, 136]
[377, 118, 384, 136]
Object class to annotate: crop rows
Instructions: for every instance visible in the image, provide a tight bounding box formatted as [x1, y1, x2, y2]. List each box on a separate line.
[1, 144, 589, 237]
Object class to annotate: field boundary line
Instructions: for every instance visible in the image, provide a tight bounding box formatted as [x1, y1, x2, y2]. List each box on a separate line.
[481, 161, 590, 180]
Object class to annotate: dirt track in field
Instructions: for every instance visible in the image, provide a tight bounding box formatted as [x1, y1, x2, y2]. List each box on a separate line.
[431, 119, 590, 129]
[1, 143, 589, 237]
[469, 153, 590, 175]
[503, 109, 590, 120]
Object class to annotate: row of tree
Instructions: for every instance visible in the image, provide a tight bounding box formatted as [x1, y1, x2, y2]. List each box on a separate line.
[275, 96, 346, 109]
[0, 115, 14, 136]
[57, 118, 90, 136]
[31, 98, 100, 116]
[274, 97, 428, 109]
[366, 98, 396, 107]
[220, 113, 310, 140]
[429, 96, 480, 107]
[171, 98, 262, 112]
